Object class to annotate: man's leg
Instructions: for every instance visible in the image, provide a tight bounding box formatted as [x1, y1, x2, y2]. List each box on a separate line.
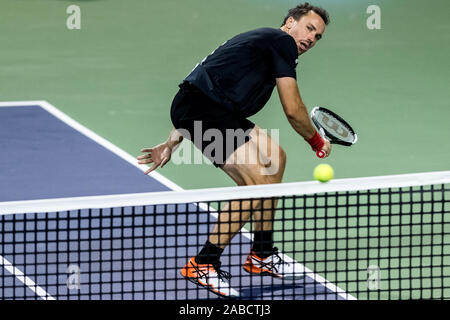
[202, 126, 305, 279]
[181, 126, 289, 296]
[204, 125, 286, 257]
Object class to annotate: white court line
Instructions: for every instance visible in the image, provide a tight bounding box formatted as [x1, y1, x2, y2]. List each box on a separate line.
[0, 255, 55, 300]
[0, 100, 356, 300]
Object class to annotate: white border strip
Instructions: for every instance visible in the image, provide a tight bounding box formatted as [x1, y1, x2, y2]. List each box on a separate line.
[0, 101, 46, 107]
[1, 170, 449, 215]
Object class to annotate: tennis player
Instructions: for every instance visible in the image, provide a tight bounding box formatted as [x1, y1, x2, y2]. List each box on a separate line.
[138, 3, 331, 297]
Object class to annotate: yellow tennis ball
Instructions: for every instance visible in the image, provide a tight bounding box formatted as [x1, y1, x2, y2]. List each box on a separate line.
[314, 164, 334, 183]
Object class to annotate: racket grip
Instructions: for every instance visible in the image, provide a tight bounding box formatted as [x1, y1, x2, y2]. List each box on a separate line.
[316, 150, 326, 158]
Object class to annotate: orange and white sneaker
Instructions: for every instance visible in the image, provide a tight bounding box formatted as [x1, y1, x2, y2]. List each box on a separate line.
[243, 247, 305, 280]
[180, 257, 239, 298]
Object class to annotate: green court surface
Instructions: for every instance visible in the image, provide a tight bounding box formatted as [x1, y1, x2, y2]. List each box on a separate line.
[1, 0, 449, 189]
[1, 0, 449, 299]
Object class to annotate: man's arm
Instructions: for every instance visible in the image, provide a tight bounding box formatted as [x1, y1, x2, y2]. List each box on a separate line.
[276, 77, 331, 156]
[137, 127, 184, 174]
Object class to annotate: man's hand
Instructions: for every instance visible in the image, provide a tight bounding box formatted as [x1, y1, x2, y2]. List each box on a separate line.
[138, 128, 184, 175]
[137, 143, 172, 175]
[321, 139, 332, 158]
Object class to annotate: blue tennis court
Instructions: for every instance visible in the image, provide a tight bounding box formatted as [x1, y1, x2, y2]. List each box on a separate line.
[0, 102, 350, 300]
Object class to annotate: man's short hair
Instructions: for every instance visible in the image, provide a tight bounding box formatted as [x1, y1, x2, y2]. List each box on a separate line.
[281, 2, 330, 26]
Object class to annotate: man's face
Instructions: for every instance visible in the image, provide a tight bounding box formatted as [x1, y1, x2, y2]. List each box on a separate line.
[284, 11, 326, 56]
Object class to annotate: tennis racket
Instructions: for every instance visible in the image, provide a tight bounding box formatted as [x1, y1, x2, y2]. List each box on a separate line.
[310, 106, 358, 158]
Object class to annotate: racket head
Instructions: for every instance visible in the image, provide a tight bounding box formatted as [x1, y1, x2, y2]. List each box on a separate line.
[310, 106, 358, 146]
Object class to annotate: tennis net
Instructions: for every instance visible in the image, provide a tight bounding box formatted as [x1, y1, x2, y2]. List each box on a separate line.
[0, 171, 449, 300]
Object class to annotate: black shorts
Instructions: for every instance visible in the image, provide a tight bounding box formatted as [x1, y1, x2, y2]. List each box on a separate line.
[170, 83, 255, 167]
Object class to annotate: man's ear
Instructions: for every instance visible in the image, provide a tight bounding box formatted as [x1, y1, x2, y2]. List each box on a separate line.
[285, 16, 293, 28]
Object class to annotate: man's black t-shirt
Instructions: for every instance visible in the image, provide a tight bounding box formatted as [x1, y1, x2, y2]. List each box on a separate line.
[183, 28, 298, 118]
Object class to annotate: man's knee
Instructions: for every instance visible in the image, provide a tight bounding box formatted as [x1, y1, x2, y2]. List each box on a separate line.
[259, 146, 286, 179]
[222, 144, 286, 186]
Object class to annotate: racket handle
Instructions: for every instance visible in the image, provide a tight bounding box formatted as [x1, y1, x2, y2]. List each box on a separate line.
[316, 150, 326, 158]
